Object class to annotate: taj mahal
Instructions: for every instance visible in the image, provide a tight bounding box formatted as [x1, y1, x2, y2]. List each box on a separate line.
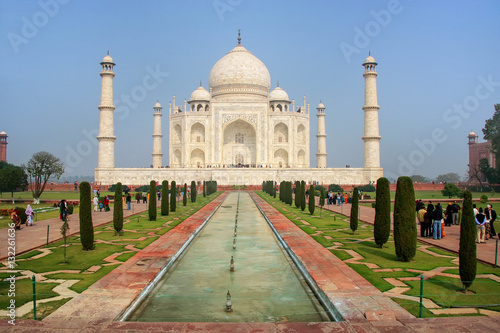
[95, 34, 383, 186]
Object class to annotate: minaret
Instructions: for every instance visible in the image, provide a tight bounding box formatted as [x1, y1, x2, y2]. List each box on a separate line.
[152, 101, 163, 168]
[0, 131, 7, 162]
[362, 53, 381, 169]
[316, 102, 327, 168]
[97, 53, 116, 169]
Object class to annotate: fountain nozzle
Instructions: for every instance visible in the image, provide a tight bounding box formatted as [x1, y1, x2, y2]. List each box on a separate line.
[232, 238, 236, 249]
[225, 290, 233, 312]
[230, 256, 235, 272]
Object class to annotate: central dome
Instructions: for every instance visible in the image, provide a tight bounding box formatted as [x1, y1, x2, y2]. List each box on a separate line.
[209, 44, 271, 98]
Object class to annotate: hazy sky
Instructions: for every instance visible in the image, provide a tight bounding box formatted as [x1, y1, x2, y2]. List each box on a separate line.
[1, 0, 499, 181]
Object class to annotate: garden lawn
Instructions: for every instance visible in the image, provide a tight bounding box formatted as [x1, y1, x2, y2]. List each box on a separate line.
[257, 191, 500, 317]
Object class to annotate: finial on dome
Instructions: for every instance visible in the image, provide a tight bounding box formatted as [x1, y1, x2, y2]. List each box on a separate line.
[277, 80, 279, 87]
[238, 29, 241, 45]
[369, 51, 371, 56]
[200, 81, 202, 87]
[107, 50, 109, 55]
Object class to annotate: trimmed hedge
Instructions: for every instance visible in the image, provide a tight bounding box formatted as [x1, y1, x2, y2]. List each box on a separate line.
[350, 186, 359, 234]
[148, 180, 157, 221]
[459, 189, 477, 291]
[79, 181, 94, 250]
[374, 177, 391, 248]
[113, 182, 123, 233]
[161, 180, 169, 216]
[393, 176, 416, 262]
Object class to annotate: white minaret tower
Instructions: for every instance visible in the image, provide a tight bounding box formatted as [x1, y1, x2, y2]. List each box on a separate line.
[97, 53, 116, 169]
[362, 53, 381, 169]
[316, 102, 327, 168]
[152, 101, 163, 168]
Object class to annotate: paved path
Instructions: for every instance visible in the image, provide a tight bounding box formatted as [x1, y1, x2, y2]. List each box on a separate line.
[0, 201, 150, 260]
[320, 201, 500, 266]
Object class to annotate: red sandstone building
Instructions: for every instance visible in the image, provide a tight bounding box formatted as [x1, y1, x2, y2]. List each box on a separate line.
[0, 131, 7, 162]
[468, 131, 496, 182]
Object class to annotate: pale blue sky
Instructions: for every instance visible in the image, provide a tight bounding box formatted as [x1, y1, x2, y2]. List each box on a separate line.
[1, 0, 499, 181]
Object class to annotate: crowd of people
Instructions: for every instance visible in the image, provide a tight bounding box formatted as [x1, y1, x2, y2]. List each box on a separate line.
[416, 200, 497, 243]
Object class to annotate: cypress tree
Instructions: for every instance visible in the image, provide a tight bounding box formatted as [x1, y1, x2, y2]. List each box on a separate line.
[308, 185, 315, 215]
[288, 182, 293, 205]
[374, 177, 391, 248]
[79, 181, 94, 250]
[161, 180, 169, 216]
[113, 182, 123, 234]
[295, 181, 300, 208]
[319, 187, 325, 217]
[300, 181, 306, 211]
[183, 183, 187, 206]
[148, 180, 157, 221]
[191, 181, 197, 203]
[273, 183, 276, 198]
[170, 181, 177, 212]
[203, 181, 206, 197]
[350, 186, 359, 234]
[459, 190, 477, 291]
[393, 176, 417, 262]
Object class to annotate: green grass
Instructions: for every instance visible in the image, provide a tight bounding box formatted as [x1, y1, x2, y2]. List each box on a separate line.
[0, 279, 58, 309]
[45, 264, 120, 293]
[21, 298, 72, 320]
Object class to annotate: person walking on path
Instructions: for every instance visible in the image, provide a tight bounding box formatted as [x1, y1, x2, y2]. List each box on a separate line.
[487, 204, 497, 238]
[452, 201, 460, 225]
[25, 204, 34, 226]
[136, 192, 141, 204]
[59, 199, 68, 222]
[93, 196, 99, 212]
[432, 204, 443, 240]
[126, 193, 131, 210]
[417, 206, 427, 237]
[476, 207, 487, 243]
[427, 201, 434, 238]
[445, 203, 453, 227]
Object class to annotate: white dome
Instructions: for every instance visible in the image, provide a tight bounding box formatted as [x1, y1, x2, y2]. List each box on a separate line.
[102, 54, 114, 64]
[190, 86, 210, 101]
[317, 102, 325, 109]
[154, 101, 162, 108]
[209, 44, 270, 98]
[469, 131, 476, 137]
[269, 86, 289, 101]
[0, 130, 6, 135]
[363, 55, 376, 64]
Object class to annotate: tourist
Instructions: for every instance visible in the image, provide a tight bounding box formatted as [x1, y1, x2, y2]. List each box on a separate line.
[59, 200, 68, 221]
[93, 196, 99, 212]
[104, 196, 110, 212]
[487, 204, 497, 238]
[10, 208, 21, 230]
[126, 193, 131, 210]
[136, 192, 141, 204]
[25, 204, 34, 226]
[473, 204, 478, 216]
[432, 204, 443, 240]
[417, 205, 427, 237]
[452, 201, 461, 225]
[475, 207, 487, 243]
[445, 203, 453, 227]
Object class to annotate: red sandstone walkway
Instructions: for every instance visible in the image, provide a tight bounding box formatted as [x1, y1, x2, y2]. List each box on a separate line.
[1, 191, 499, 332]
[320, 200, 499, 266]
[0, 202, 149, 260]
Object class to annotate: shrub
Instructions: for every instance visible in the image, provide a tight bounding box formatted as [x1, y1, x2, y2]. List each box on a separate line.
[79, 181, 94, 250]
[161, 180, 169, 216]
[374, 177, 390, 248]
[191, 181, 197, 203]
[108, 183, 130, 193]
[67, 205, 74, 215]
[300, 181, 306, 211]
[294, 181, 300, 208]
[203, 181, 206, 197]
[308, 185, 315, 215]
[132, 185, 150, 193]
[314, 185, 325, 192]
[459, 190, 477, 291]
[393, 176, 416, 261]
[113, 182, 123, 234]
[442, 183, 463, 198]
[183, 183, 187, 206]
[358, 184, 376, 192]
[170, 181, 176, 212]
[480, 194, 488, 203]
[18, 208, 27, 224]
[148, 180, 157, 221]
[328, 184, 343, 193]
[350, 186, 359, 234]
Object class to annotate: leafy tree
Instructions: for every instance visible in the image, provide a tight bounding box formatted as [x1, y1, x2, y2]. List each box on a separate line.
[374, 177, 391, 248]
[483, 104, 500, 167]
[0, 162, 28, 198]
[436, 173, 461, 183]
[23, 151, 64, 204]
[328, 184, 343, 193]
[308, 185, 315, 215]
[113, 182, 123, 234]
[319, 187, 325, 217]
[170, 181, 176, 212]
[459, 190, 477, 291]
[358, 184, 376, 192]
[191, 181, 197, 203]
[79, 181, 94, 250]
[350, 186, 359, 234]
[441, 183, 463, 198]
[148, 180, 157, 221]
[393, 176, 417, 262]
[108, 184, 130, 192]
[300, 181, 306, 211]
[183, 183, 187, 206]
[409, 175, 427, 183]
[161, 180, 169, 216]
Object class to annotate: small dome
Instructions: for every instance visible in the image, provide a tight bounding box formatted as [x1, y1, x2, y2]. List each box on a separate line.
[0, 130, 6, 135]
[364, 55, 376, 63]
[469, 131, 476, 137]
[269, 86, 289, 101]
[154, 101, 162, 108]
[101, 54, 114, 64]
[190, 86, 210, 101]
[317, 102, 325, 109]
